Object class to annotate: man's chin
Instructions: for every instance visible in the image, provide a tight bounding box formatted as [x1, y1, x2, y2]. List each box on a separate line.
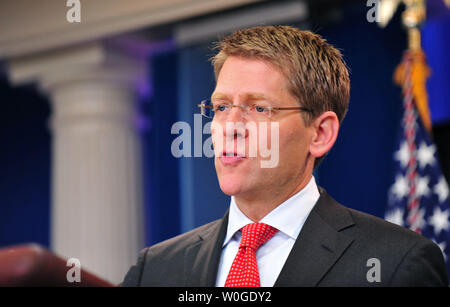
[218, 178, 245, 196]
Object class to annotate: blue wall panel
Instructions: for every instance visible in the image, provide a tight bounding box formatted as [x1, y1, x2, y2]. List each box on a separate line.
[177, 45, 230, 232]
[144, 51, 181, 245]
[0, 80, 50, 248]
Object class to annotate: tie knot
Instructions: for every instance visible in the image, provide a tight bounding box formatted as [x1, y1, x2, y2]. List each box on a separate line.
[239, 223, 278, 250]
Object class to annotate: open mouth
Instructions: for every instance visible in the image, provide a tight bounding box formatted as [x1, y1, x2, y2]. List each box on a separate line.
[222, 151, 245, 158]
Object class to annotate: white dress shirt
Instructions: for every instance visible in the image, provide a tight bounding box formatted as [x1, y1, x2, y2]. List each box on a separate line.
[215, 176, 320, 287]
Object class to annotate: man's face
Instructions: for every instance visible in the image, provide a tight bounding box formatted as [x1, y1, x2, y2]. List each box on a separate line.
[212, 56, 316, 201]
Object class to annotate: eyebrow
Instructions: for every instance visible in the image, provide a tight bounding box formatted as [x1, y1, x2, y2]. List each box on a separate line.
[210, 92, 230, 101]
[211, 92, 272, 102]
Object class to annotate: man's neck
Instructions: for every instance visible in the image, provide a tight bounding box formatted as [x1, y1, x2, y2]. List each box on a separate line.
[234, 174, 313, 222]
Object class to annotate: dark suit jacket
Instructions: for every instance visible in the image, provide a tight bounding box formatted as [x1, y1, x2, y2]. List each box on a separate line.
[122, 188, 449, 286]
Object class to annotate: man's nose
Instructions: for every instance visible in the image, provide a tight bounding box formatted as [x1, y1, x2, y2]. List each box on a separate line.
[224, 121, 248, 140]
[222, 105, 248, 140]
[225, 105, 246, 123]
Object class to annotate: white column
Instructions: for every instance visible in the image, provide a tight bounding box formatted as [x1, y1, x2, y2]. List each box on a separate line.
[7, 43, 146, 284]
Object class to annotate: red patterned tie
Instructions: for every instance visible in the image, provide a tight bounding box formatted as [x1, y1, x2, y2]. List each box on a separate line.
[224, 223, 278, 287]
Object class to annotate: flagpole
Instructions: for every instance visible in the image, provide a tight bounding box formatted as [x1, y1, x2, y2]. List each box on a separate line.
[402, 0, 426, 51]
[395, 0, 428, 231]
[408, 27, 421, 51]
[393, 0, 432, 133]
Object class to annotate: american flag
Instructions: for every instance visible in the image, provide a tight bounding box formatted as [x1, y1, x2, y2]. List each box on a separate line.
[385, 51, 450, 276]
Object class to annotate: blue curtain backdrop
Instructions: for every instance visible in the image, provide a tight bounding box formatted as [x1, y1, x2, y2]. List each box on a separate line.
[1, 2, 449, 249]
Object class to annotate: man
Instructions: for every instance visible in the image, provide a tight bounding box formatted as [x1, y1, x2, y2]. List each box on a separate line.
[122, 26, 448, 286]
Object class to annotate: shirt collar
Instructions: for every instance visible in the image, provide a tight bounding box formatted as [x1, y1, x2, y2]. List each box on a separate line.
[223, 176, 320, 247]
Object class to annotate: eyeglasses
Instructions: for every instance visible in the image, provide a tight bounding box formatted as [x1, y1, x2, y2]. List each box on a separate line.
[198, 99, 312, 119]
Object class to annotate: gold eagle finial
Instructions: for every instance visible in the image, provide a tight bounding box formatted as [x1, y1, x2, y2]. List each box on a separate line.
[377, 0, 427, 29]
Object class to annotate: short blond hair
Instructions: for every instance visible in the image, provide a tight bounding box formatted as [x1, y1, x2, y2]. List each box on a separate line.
[211, 25, 350, 125]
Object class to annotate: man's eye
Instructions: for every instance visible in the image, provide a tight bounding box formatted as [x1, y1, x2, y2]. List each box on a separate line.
[215, 104, 229, 112]
[254, 105, 267, 113]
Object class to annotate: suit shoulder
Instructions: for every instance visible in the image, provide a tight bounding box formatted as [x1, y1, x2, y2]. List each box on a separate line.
[346, 206, 434, 248]
[145, 218, 222, 258]
[123, 218, 224, 286]
[326, 205, 448, 286]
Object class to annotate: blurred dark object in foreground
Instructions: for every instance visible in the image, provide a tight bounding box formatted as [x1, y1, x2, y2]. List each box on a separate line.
[0, 244, 114, 287]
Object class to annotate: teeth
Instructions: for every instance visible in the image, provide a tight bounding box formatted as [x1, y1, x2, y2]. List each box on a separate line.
[225, 153, 235, 157]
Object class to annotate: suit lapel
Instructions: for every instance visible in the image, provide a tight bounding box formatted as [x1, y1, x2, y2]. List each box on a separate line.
[274, 188, 355, 287]
[185, 211, 229, 286]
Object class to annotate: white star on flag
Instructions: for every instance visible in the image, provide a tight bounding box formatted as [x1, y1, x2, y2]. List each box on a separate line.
[429, 207, 450, 236]
[416, 176, 431, 198]
[385, 207, 404, 226]
[417, 142, 436, 169]
[434, 176, 449, 203]
[394, 141, 411, 168]
[391, 174, 409, 200]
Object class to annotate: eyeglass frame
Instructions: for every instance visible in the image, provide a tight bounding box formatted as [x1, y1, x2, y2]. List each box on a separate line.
[197, 99, 313, 119]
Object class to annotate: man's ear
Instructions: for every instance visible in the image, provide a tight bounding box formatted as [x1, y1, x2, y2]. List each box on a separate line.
[309, 111, 340, 159]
